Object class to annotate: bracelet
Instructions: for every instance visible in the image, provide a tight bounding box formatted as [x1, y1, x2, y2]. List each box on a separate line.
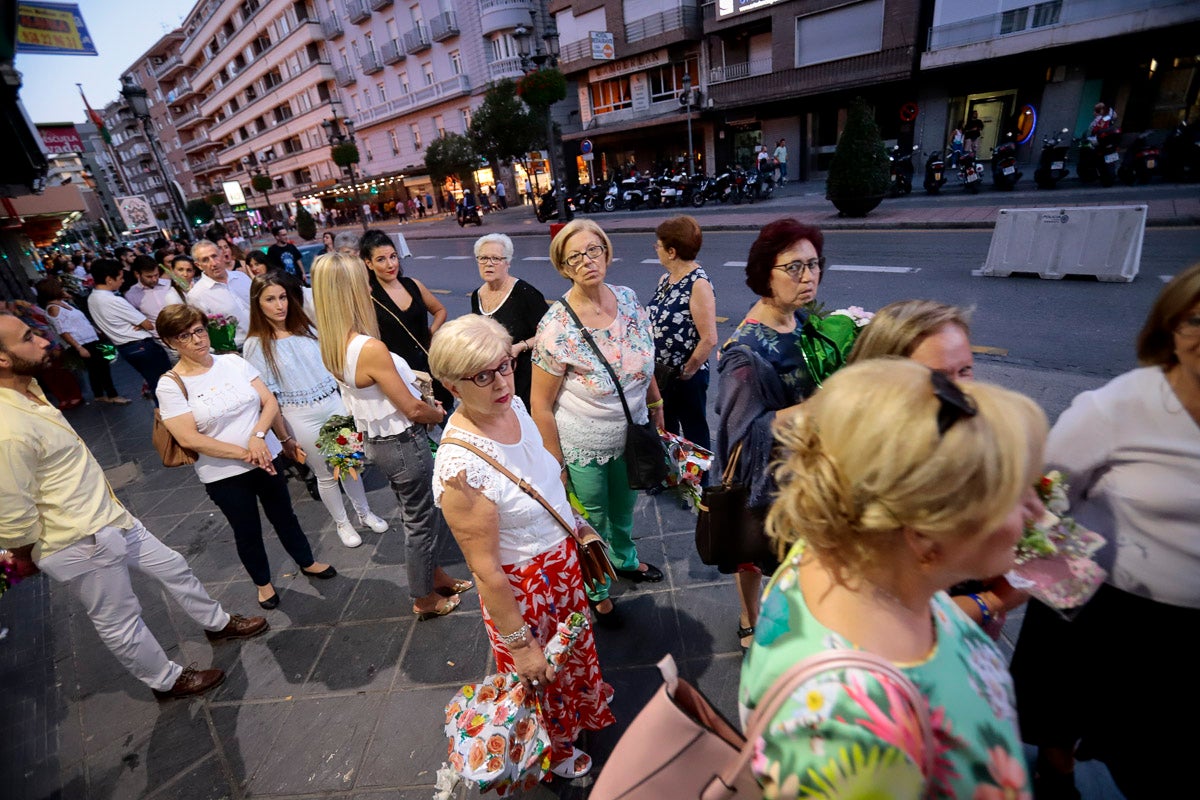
[500, 623, 530, 645]
[966, 593, 993, 626]
[279, 435, 294, 445]
[647, 399, 664, 410]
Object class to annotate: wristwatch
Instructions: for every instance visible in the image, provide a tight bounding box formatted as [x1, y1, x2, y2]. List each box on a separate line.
[253, 431, 267, 440]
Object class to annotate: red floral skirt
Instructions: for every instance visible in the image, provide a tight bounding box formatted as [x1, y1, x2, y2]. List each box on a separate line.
[481, 537, 615, 763]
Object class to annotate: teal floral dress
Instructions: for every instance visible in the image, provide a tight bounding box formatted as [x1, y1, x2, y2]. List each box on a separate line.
[739, 542, 1031, 799]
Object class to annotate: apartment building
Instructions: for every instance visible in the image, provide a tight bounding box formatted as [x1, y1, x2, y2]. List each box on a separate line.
[917, 0, 1200, 166]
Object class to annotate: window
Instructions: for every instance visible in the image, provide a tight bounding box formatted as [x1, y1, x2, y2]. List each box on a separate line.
[363, 87, 372, 106]
[433, 115, 445, 137]
[795, 0, 884, 68]
[422, 61, 434, 85]
[460, 107, 471, 131]
[410, 122, 422, 149]
[339, 47, 349, 68]
[647, 62, 690, 103]
[491, 33, 516, 61]
[449, 50, 462, 75]
[1000, 7, 1029, 34]
[1032, 1, 1062, 27]
[386, 18, 399, 48]
[399, 71, 410, 93]
[273, 103, 293, 123]
[590, 77, 632, 115]
[350, 93, 360, 112]
[378, 81, 387, 102]
[296, 91, 312, 112]
[365, 33, 375, 55]
[389, 129, 400, 155]
[364, 137, 374, 161]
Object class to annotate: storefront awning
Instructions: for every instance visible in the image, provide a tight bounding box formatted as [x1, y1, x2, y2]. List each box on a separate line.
[564, 109, 701, 142]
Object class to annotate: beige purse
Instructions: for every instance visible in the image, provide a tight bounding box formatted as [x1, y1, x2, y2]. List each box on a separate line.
[151, 372, 198, 468]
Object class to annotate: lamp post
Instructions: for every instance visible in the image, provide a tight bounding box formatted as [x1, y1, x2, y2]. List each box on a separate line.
[513, 10, 568, 222]
[681, 70, 694, 177]
[248, 149, 276, 226]
[322, 117, 367, 231]
[120, 76, 192, 239]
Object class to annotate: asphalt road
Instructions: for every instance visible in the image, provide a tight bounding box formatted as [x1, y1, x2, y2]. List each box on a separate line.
[396, 227, 1200, 378]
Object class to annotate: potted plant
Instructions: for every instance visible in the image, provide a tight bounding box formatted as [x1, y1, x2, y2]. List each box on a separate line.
[825, 97, 890, 217]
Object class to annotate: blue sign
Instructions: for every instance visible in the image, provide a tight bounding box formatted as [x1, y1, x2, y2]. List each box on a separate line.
[580, 140, 593, 155]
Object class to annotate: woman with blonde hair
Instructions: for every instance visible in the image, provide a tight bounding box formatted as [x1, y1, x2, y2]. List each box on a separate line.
[740, 358, 1047, 797]
[311, 252, 471, 618]
[431, 315, 613, 778]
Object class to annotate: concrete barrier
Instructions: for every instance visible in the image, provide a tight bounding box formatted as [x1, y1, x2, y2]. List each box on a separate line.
[979, 205, 1147, 282]
[390, 231, 413, 259]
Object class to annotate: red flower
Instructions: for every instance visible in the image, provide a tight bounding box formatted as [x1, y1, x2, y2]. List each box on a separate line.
[336, 435, 348, 445]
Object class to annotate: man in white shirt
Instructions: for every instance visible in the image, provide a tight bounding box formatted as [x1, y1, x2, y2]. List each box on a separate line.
[87, 259, 173, 404]
[187, 239, 252, 348]
[129, 256, 186, 327]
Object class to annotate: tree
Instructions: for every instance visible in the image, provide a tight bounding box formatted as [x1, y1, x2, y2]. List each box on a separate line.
[295, 204, 316, 241]
[185, 198, 214, 225]
[250, 174, 273, 194]
[469, 79, 541, 167]
[425, 132, 480, 192]
[331, 143, 360, 168]
[825, 97, 890, 217]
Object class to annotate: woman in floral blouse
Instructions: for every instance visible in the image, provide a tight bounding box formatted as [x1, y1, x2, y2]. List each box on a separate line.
[530, 219, 665, 629]
[740, 358, 1047, 799]
[646, 215, 716, 450]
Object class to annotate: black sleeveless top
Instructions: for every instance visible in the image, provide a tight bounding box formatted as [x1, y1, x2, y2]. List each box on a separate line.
[369, 274, 453, 409]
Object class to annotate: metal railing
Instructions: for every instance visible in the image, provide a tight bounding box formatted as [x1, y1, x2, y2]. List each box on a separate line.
[172, 106, 205, 127]
[403, 23, 431, 53]
[624, 6, 700, 44]
[154, 54, 183, 78]
[412, 74, 470, 104]
[430, 11, 460, 41]
[559, 39, 591, 64]
[480, 0, 532, 11]
[708, 57, 771, 84]
[381, 40, 405, 64]
[321, 16, 344, 39]
[368, 0, 394, 9]
[335, 66, 357, 86]
[707, 46, 912, 104]
[353, 74, 471, 126]
[361, 51, 383, 73]
[345, 0, 370, 24]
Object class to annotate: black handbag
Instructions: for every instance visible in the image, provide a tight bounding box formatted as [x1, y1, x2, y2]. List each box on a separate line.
[562, 300, 669, 491]
[695, 443, 773, 566]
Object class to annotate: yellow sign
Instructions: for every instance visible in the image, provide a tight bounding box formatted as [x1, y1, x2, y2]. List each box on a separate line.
[16, 2, 98, 56]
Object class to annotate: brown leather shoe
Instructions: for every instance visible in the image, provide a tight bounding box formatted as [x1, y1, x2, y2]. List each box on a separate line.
[205, 614, 269, 642]
[152, 665, 225, 700]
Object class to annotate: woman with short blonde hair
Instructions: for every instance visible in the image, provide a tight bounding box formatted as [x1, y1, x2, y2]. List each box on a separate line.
[742, 358, 1048, 798]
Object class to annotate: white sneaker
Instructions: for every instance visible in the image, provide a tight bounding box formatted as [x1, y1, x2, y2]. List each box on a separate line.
[335, 521, 363, 548]
[357, 512, 389, 533]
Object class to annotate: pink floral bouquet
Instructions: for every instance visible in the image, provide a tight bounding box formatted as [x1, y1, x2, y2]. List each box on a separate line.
[658, 429, 715, 511]
[1006, 471, 1107, 614]
[314, 415, 367, 481]
[205, 312, 239, 353]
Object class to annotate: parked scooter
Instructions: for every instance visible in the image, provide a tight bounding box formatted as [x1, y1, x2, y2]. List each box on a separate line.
[1033, 128, 1071, 189]
[534, 183, 575, 223]
[888, 145, 918, 196]
[990, 132, 1022, 190]
[1163, 119, 1200, 182]
[1118, 130, 1160, 185]
[958, 151, 985, 193]
[1077, 127, 1121, 187]
[923, 150, 947, 194]
[744, 166, 776, 202]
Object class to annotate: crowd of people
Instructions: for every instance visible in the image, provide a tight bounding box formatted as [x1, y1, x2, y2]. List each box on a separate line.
[2, 213, 1196, 797]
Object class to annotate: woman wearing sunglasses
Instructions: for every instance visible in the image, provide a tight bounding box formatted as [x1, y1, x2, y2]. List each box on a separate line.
[431, 315, 614, 780]
[530, 219, 665, 629]
[311, 252, 470, 620]
[741, 358, 1047, 798]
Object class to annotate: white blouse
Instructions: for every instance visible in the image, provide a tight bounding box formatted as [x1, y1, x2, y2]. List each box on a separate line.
[337, 334, 422, 438]
[433, 398, 570, 566]
[47, 301, 98, 346]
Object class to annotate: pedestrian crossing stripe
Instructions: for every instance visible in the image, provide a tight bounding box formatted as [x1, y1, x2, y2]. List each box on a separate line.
[522, 256, 551, 261]
[444, 256, 472, 260]
[429, 289, 451, 294]
[640, 259, 660, 264]
[723, 261, 747, 267]
[828, 265, 917, 274]
[414, 255, 436, 259]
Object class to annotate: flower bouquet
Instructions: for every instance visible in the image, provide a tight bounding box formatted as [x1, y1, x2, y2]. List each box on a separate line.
[658, 429, 714, 511]
[1006, 470, 1107, 615]
[314, 414, 368, 481]
[798, 304, 874, 386]
[205, 313, 239, 353]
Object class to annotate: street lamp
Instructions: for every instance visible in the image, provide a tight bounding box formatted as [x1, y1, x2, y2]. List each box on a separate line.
[681, 70, 694, 177]
[322, 116, 367, 231]
[513, 10, 569, 222]
[120, 76, 192, 239]
[248, 149, 276, 225]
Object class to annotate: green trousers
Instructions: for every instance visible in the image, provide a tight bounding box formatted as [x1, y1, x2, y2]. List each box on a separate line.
[567, 454, 639, 602]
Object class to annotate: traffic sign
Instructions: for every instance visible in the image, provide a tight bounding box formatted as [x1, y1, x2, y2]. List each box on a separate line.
[580, 139, 593, 155]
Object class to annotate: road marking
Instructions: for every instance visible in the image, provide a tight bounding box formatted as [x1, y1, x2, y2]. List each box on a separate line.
[723, 260, 747, 267]
[972, 345, 1008, 356]
[1160, 274, 1174, 283]
[828, 264, 918, 274]
[640, 258, 660, 264]
[444, 255, 472, 260]
[971, 269, 985, 277]
[429, 289, 451, 295]
[414, 255, 437, 259]
[522, 256, 551, 261]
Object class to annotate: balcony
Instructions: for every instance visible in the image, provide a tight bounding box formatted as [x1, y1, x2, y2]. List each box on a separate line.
[708, 57, 771, 84]
[335, 66, 357, 86]
[171, 75, 198, 102]
[479, 0, 534, 37]
[172, 105, 207, 129]
[321, 16, 344, 39]
[487, 56, 524, 81]
[403, 23, 431, 54]
[368, 0, 393, 9]
[430, 11, 459, 41]
[361, 51, 383, 74]
[624, 6, 700, 44]
[190, 154, 222, 174]
[154, 53, 185, 80]
[558, 38, 592, 66]
[381, 40, 406, 64]
[183, 130, 220, 154]
[707, 46, 913, 107]
[353, 74, 471, 126]
[345, 0, 370, 24]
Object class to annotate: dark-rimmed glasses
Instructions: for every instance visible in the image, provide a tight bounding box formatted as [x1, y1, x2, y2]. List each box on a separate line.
[173, 326, 208, 345]
[563, 244, 608, 269]
[476, 255, 507, 266]
[772, 257, 825, 279]
[463, 358, 515, 388]
[931, 370, 977, 436]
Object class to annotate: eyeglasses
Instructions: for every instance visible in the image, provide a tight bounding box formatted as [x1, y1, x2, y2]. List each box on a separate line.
[173, 326, 208, 344]
[1177, 314, 1200, 338]
[463, 358, 515, 388]
[563, 243, 608, 269]
[772, 258, 825, 279]
[476, 255, 508, 266]
[931, 370, 977, 436]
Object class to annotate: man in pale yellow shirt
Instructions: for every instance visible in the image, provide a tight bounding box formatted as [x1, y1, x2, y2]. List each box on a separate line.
[0, 312, 268, 699]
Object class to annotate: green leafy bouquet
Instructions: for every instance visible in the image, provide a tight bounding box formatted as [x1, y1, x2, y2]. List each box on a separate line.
[315, 415, 368, 481]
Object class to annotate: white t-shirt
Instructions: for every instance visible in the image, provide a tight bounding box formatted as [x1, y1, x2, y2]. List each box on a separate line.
[87, 289, 152, 345]
[157, 354, 282, 484]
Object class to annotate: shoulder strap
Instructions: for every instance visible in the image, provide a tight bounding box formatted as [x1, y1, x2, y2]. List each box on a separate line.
[371, 292, 429, 357]
[560, 298, 635, 426]
[165, 370, 188, 400]
[726, 650, 935, 790]
[439, 436, 575, 537]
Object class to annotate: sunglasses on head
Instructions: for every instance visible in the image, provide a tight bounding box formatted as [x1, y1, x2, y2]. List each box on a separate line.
[930, 370, 977, 436]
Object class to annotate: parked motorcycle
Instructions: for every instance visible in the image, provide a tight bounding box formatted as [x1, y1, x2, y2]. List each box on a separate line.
[534, 183, 575, 223]
[1163, 119, 1200, 182]
[1118, 130, 1160, 185]
[729, 166, 749, 205]
[888, 145, 918, 197]
[1077, 128, 1121, 187]
[601, 177, 620, 212]
[923, 150, 947, 194]
[990, 132, 1022, 190]
[744, 166, 776, 202]
[958, 151, 985, 193]
[1033, 128, 1071, 189]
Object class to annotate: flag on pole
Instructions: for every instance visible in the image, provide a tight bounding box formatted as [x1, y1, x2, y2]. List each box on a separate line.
[78, 84, 110, 144]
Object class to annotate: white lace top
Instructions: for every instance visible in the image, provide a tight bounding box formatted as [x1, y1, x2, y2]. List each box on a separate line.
[338, 334, 421, 438]
[243, 331, 338, 407]
[433, 398, 571, 566]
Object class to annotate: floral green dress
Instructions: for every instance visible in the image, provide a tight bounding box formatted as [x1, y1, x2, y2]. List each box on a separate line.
[739, 542, 1031, 799]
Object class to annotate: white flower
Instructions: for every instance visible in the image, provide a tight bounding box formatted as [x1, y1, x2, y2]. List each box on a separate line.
[965, 639, 1016, 723]
[829, 306, 875, 327]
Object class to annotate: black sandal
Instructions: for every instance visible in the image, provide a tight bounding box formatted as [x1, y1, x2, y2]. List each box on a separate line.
[737, 625, 755, 653]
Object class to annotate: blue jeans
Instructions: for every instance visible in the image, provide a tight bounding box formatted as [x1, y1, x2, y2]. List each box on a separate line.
[116, 338, 171, 405]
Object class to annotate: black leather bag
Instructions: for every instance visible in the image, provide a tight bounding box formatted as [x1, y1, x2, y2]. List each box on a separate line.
[695, 444, 773, 565]
[562, 300, 669, 490]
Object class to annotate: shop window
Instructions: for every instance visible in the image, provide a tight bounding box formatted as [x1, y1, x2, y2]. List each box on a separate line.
[590, 77, 632, 115]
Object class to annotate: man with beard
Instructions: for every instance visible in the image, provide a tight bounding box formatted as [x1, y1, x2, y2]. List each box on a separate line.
[0, 313, 269, 699]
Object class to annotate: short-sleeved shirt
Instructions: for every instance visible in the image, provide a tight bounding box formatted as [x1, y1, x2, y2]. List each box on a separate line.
[722, 315, 815, 405]
[157, 355, 281, 483]
[740, 541, 1029, 799]
[87, 289, 152, 345]
[187, 272, 252, 347]
[647, 266, 710, 373]
[471, 278, 549, 407]
[533, 284, 655, 464]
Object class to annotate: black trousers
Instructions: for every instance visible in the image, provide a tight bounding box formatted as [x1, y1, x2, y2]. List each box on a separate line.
[82, 341, 119, 398]
[115, 338, 171, 405]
